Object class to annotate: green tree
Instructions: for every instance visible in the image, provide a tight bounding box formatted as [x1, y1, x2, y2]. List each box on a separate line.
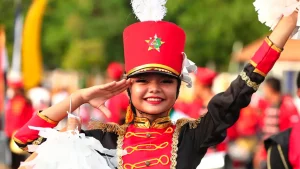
[42, 0, 135, 72]
[1, 0, 270, 73]
[166, 0, 269, 71]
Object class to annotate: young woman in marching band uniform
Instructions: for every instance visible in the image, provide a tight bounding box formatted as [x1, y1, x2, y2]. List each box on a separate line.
[13, 0, 299, 168]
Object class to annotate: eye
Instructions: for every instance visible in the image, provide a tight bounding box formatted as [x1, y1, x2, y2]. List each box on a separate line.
[135, 78, 147, 83]
[161, 79, 174, 83]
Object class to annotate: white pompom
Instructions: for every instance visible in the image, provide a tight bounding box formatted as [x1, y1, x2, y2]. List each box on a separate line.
[20, 127, 126, 169]
[131, 0, 167, 21]
[253, 0, 300, 39]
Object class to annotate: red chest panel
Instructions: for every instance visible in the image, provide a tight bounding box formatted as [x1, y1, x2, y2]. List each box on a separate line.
[122, 125, 175, 169]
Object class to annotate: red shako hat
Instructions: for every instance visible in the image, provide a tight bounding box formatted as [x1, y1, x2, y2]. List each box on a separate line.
[123, 0, 196, 87]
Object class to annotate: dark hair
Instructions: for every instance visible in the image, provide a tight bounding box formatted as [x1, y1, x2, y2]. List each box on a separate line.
[297, 72, 300, 89]
[265, 77, 281, 93]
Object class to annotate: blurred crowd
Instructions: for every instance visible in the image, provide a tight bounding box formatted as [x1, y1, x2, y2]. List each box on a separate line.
[1, 61, 299, 169]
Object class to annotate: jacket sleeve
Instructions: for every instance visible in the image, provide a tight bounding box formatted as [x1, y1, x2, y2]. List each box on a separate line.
[289, 122, 300, 169]
[266, 144, 290, 169]
[13, 111, 58, 151]
[179, 37, 283, 151]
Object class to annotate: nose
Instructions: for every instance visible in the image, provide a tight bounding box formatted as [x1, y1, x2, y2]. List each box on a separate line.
[148, 81, 161, 93]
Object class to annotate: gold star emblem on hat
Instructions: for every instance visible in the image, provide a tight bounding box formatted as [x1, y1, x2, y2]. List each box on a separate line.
[145, 34, 165, 52]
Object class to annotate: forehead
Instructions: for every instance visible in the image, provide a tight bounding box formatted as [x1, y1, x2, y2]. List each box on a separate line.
[131, 73, 176, 79]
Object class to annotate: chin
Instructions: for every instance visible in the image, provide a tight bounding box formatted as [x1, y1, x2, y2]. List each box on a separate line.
[146, 111, 165, 115]
[142, 110, 165, 115]
[139, 107, 168, 115]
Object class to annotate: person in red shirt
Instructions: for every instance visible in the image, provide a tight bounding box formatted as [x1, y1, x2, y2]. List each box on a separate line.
[4, 78, 34, 169]
[265, 71, 300, 169]
[261, 77, 299, 137]
[255, 76, 299, 168]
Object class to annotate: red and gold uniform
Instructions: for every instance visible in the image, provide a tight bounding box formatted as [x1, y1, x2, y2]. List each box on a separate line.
[122, 118, 175, 169]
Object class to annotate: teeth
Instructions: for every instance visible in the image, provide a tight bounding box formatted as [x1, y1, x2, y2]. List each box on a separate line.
[146, 98, 162, 102]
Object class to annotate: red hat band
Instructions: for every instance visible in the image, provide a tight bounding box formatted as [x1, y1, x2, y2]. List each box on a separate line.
[123, 21, 186, 77]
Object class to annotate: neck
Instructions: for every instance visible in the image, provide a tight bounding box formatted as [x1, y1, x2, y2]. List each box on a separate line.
[136, 111, 169, 123]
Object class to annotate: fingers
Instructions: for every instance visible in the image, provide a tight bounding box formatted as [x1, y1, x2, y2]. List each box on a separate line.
[98, 79, 130, 93]
[98, 80, 117, 90]
[98, 105, 112, 118]
[110, 79, 131, 91]
[110, 79, 131, 96]
[112, 79, 131, 89]
[90, 79, 131, 99]
[98, 79, 126, 91]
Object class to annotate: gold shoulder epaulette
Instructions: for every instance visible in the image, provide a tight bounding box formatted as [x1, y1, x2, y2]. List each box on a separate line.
[88, 121, 127, 135]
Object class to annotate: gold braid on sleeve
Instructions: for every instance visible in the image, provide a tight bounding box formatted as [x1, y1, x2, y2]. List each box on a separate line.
[239, 71, 260, 91]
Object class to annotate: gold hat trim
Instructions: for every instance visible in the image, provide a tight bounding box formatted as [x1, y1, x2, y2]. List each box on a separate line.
[126, 64, 180, 76]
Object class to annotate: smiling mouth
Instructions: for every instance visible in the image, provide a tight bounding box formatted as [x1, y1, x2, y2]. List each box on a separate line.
[144, 97, 164, 104]
[146, 98, 163, 101]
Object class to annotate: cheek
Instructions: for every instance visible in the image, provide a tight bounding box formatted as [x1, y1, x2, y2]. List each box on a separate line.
[130, 85, 146, 101]
[263, 87, 271, 96]
[164, 86, 177, 101]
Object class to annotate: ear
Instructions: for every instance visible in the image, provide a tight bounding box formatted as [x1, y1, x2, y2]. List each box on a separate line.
[297, 88, 300, 98]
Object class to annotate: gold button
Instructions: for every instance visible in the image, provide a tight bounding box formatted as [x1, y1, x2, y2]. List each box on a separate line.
[146, 133, 151, 138]
[32, 140, 41, 145]
[145, 161, 150, 166]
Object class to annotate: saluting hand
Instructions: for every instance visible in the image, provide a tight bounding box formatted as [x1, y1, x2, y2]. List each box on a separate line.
[79, 79, 131, 118]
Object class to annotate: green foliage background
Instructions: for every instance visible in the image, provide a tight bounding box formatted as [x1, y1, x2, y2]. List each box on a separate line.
[0, 0, 269, 73]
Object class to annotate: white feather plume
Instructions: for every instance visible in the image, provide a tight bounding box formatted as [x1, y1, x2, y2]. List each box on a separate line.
[253, 0, 300, 39]
[131, 0, 167, 21]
